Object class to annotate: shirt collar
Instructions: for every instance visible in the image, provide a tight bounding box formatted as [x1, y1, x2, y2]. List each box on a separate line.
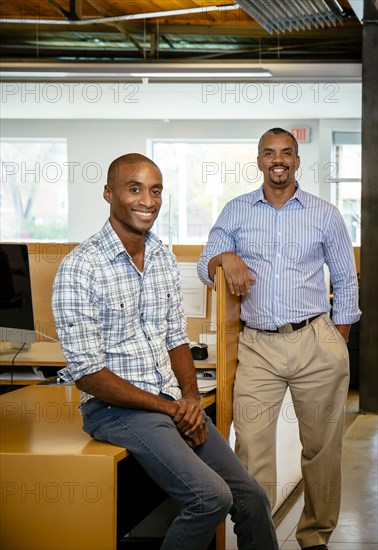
[100, 219, 162, 261]
[291, 184, 307, 207]
[253, 182, 306, 208]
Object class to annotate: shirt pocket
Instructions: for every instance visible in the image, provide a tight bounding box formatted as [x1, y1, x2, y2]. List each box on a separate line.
[151, 287, 174, 331]
[102, 296, 138, 347]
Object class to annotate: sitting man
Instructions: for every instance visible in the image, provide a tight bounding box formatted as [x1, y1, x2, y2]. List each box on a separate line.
[52, 153, 279, 550]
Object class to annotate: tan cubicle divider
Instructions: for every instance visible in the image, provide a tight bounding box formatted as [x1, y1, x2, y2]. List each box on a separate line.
[172, 244, 213, 341]
[215, 266, 242, 441]
[27, 241, 358, 347]
[26, 242, 211, 343]
[213, 266, 241, 550]
[27, 243, 78, 341]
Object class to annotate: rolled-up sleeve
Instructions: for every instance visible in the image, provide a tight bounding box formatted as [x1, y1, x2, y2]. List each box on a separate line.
[197, 203, 236, 286]
[165, 257, 190, 351]
[52, 253, 106, 382]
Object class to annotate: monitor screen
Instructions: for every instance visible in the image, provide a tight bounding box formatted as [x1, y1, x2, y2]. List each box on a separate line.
[0, 243, 36, 350]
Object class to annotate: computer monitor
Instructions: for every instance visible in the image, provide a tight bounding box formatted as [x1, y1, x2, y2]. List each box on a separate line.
[0, 243, 36, 351]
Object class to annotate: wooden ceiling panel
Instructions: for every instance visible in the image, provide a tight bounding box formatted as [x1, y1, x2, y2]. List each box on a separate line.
[0, 0, 363, 63]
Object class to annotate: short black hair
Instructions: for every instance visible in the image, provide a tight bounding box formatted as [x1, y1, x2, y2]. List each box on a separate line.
[258, 128, 299, 155]
[107, 153, 160, 187]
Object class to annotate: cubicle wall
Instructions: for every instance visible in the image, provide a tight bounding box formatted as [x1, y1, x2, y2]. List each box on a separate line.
[27, 243, 211, 343]
[27, 243, 78, 341]
[27, 242, 360, 344]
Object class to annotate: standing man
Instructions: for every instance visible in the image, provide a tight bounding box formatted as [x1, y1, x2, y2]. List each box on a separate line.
[197, 129, 361, 550]
[52, 153, 279, 550]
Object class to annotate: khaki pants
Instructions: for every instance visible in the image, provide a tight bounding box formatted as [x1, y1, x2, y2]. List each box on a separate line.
[233, 314, 350, 548]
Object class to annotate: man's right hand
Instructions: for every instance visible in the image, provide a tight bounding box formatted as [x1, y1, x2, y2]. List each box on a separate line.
[172, 396, 204, 433]
[210, 252, 255, 296]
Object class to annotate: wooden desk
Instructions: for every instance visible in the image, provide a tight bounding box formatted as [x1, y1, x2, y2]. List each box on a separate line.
[0, 384, 127, 550]
[0, 383, 216, 550]
[0, 341, 66, 385]
[0, 341, 65, 366]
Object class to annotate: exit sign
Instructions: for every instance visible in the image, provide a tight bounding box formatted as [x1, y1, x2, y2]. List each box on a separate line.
[290, 127, 311, 143]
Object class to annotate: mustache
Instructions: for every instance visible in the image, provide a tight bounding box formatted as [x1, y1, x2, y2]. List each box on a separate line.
[269, 164, 289, 170]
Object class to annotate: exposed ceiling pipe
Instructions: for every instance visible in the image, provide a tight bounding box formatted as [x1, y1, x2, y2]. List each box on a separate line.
[0, 4, 240, 26]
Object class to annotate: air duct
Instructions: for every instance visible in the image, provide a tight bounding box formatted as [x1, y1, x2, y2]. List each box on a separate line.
[236, 0, 344, 33]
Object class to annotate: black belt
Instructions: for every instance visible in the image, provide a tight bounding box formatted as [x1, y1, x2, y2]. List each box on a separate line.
[250, 315, 321, 334]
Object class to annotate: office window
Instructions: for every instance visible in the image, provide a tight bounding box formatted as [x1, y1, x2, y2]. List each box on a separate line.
[332, 132, 361, 246]
[150, 140, 260, 244]
[0, 138, 68, 241]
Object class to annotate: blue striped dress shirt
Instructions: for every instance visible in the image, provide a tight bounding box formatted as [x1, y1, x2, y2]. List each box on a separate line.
[197, 184, 361, 330]
[52, 219, 188, 404]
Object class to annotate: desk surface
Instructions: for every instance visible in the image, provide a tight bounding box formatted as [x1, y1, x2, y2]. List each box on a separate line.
[0, 342, 217, 391]
[0, 382, 215, 550]
[0, 341, 66, 366]
[0, 384, 127, 459]
[0, 341, 216, 368]
[0, 384, 127, 550]
[1, 383, 215, 456]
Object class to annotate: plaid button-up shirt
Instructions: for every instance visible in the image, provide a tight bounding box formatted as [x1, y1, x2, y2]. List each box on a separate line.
[52, 220, 189, 405]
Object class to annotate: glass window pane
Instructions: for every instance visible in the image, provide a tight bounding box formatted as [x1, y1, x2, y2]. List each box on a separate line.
[336, 181, 361, 246]
[0, 139, 68, 242]
[152, 141, 260, 244]
[332, 132, 361, 246]
[336, 144, 361, 179]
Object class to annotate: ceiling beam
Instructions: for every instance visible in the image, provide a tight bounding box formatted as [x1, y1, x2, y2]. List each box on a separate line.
[45, 0, 70, 20]
[69, 0, 82, 21]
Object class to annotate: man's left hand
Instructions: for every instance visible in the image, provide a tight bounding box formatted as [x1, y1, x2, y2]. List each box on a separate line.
[184, 421, 208, 448]
[335, 323, 351, 343]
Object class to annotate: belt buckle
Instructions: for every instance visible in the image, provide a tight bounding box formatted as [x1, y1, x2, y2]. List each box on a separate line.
[278, 323, 293, 334]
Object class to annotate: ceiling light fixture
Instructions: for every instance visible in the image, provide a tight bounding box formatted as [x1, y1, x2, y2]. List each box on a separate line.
[129, 70, 273, 79]
[0, 65, 273, 82]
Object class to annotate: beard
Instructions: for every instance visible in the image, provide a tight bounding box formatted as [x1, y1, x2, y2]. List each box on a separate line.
[268, 165, 290, 184]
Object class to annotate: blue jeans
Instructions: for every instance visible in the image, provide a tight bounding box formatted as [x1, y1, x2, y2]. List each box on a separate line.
[82, 397, 279, 550]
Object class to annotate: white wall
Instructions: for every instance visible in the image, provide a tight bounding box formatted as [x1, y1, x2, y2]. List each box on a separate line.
[1, 82, 361, 120]
[0, 82, 361, 242]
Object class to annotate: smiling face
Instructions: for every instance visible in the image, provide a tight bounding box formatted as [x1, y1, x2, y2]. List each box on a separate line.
[103, 160, 163, 238]
[257, 133, 300, 192]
